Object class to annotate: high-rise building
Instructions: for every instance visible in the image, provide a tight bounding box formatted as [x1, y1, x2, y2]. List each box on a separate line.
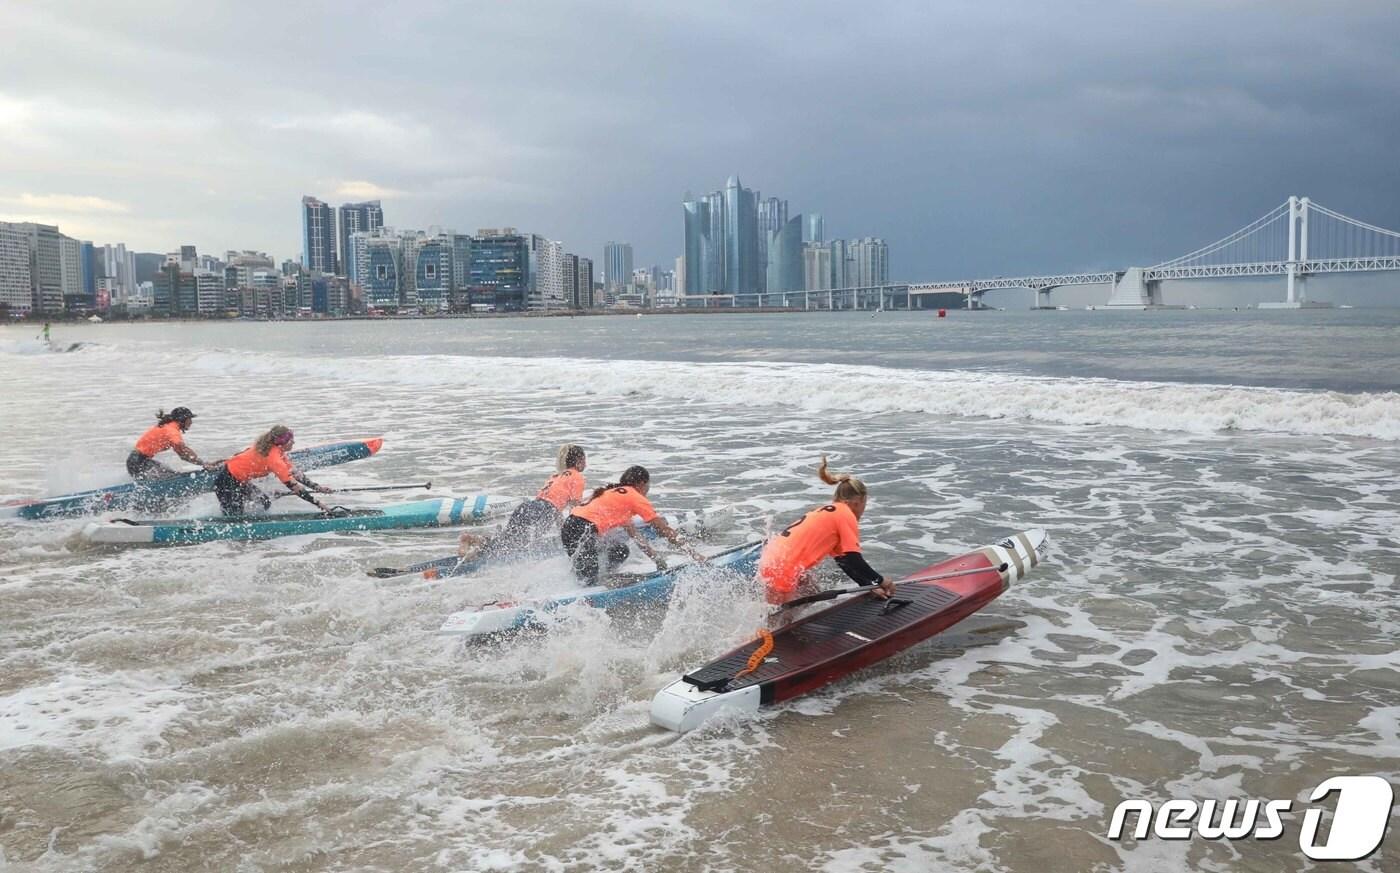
[849, 237, 890, 286]
[407, 233, 453, 310]
[2, 222, 65, 314]
[722, 176, 760, 294]
[178, 245, 198, 271]
[301, 195, 336, 274]
[451, 234, 472, 293]
[603, 241, 633, 292]
[532, 238, 566, 310]
[682, 176, 762, 296]
[576, 256, 594, 308]
[0, 223, 33, 314]
[562, 253, 578, 309]
[154, 262, 198, 316]
[58, 234, 84, 308]
[520, 233, 566, 310]
[360, 233, 404, 310]
[337, 201, 383, 276]
[80, 241, 96, 300]
[194, 271, 224, 315]
[681, 192, 723, 295]
[766, 214, 804, 293]
[829, 239, 852, 289]
[469, 229, 528, 311]
[803, 243, 832, 291]
[804, 213, 825, 244]
[757, 197, 788, 290]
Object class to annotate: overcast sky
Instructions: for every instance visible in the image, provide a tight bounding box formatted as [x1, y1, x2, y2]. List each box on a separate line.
[4, 0, 1399, 300]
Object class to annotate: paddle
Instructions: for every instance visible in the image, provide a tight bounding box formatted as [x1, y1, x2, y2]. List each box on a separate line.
[277, 481, 431, 498]
[778, 562, 1010, 610]
[332, 481, 432, 493]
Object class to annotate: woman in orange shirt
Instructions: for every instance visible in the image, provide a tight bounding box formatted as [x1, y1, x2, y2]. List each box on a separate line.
[459, 444, 588, 559]
[560, 465, 700, 584]
[213, 425, 336, 517]
[127, 407, 215, 480]
[758, 457, 895, 606]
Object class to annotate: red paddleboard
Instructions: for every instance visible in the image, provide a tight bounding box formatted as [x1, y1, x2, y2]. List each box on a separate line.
[650, 528, 1046, 732]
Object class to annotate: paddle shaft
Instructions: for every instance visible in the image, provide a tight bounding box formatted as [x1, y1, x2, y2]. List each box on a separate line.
[276, 481, 430, 499]
[780, 562, 1009, 610]
[333, 481, 432, 493]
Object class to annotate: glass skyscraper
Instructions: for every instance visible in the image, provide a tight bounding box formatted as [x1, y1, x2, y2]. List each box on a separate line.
[603, 241, 633, 292]
[683, 176, 761, 296]
[766, 214, 805, 293]
[301, 196, 336, 274]
[722, 176, 760, 294]
[337, 200, 383, 276]
[468, 230, 528, 311]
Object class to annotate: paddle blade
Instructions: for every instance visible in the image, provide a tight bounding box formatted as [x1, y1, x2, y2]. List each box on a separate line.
[367, 567, 404, 578]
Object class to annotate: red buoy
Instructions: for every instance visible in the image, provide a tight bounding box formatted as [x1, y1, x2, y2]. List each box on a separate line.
[938, 308, 947, 318]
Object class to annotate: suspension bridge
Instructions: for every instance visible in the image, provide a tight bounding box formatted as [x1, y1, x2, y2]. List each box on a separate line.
[713, 196, 1400, 310]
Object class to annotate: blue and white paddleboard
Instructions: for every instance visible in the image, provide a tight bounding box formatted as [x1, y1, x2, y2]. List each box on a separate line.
[437, 540, 762, 638]
[2, 437, 384, 521]
[81, 494, 516, 546]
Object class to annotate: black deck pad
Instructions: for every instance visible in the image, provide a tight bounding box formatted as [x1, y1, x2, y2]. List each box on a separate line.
[684, 582, 963, 692]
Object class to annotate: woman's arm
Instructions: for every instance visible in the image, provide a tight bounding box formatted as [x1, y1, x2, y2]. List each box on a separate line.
[833, 552, 895, 599]
[646, 516, 706, 562]
[173, 442, 210, 467]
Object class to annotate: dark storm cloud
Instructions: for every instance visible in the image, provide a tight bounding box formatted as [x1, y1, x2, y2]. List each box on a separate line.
[3, 0, 1398, 300]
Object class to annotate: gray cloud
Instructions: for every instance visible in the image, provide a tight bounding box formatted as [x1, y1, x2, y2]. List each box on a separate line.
[3, 0, 1398, 303]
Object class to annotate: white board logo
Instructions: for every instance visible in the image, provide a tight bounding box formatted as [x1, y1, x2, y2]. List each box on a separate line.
[1108, 776, 1394, 861]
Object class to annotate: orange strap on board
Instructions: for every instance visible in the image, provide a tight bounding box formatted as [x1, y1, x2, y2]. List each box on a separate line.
[733, 629, 774, 680]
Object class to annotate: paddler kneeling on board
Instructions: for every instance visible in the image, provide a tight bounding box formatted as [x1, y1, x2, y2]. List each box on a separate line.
[559, 465, 702, 585]
[458, 443, 588, 560]
[213, 425, 338, 517]
[759, 457, 895, 614]
[127, 407, 218, 481]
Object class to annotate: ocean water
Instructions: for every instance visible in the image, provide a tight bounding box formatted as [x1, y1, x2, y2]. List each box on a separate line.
[1, 310, 1397, 872]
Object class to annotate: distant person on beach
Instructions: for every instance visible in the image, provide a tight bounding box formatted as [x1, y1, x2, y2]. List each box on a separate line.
[127, 407, 217, 480]
[458, 443, 589, 559]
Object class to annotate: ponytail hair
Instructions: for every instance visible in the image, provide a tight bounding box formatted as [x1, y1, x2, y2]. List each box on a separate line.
[556, 443, 586, 472]
[155, 407, 196, 428]
[818, 455, 868, 503]
[588, 464, 650, 501]
[253, 425, 293, 456]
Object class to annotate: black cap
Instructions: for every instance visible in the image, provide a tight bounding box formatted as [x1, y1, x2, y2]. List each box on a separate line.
[170, 406, 196, 422]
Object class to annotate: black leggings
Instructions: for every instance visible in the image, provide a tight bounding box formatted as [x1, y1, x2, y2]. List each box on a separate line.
[126, 451, 177, 481]
[213, 466, 271, 517]
[560, 516, 630, 585]
[482, 498, 561, 559]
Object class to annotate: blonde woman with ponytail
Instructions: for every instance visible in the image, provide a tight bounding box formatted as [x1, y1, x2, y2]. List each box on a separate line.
[458, 444, 588, 558]
[214, 425, 336, 517]
[757, 456, 894, 605]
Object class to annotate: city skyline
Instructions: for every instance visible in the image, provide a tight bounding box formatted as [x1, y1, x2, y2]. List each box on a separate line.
[5, 3, 1399, 284]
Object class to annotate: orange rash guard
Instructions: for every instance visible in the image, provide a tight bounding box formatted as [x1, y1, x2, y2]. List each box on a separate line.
[224, 445, 296, 485]
[134, 421, 185, 458]
[537, 469, 585, 510]
[570, 486, 657, 534]
[758, 502, 863, 600]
